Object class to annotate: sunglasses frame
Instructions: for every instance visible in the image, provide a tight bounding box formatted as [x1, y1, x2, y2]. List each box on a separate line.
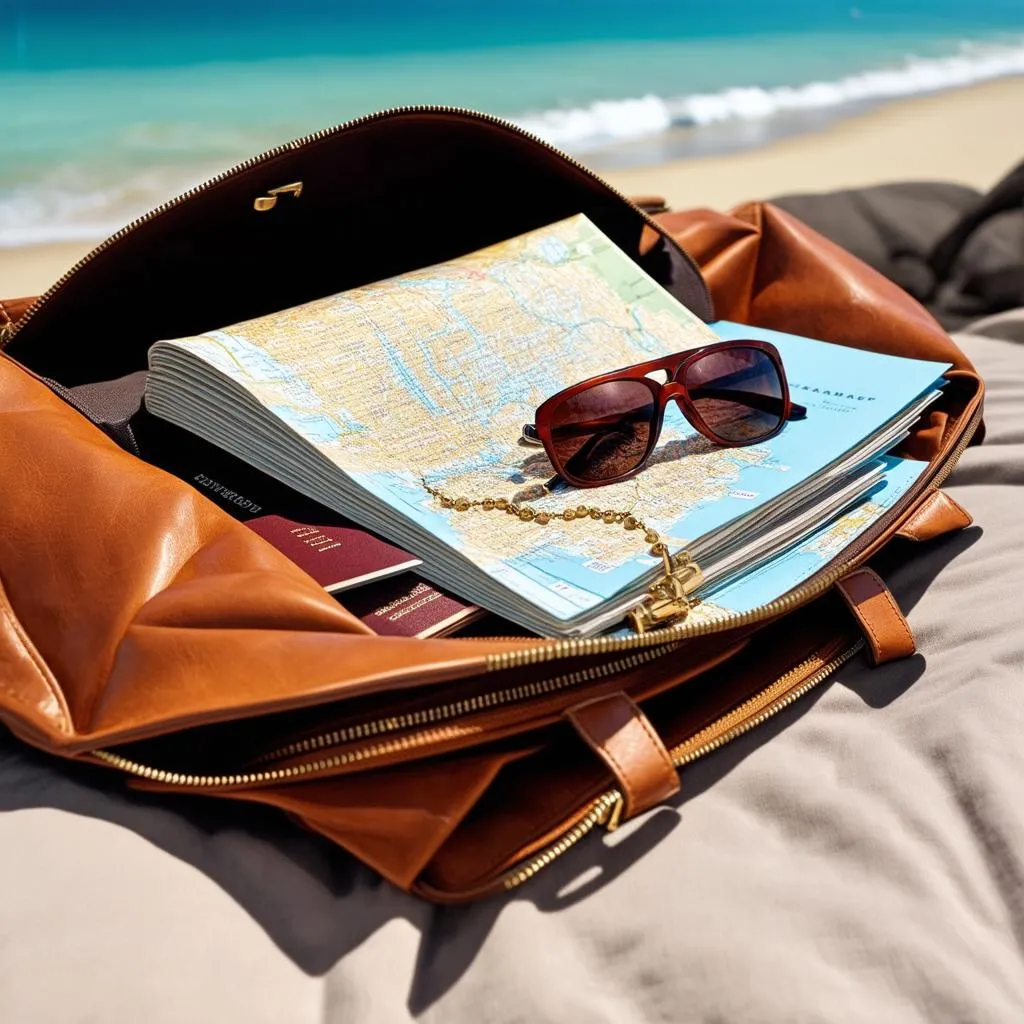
[531, 339, 806, 488]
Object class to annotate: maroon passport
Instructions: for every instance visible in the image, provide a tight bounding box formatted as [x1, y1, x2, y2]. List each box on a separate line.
[340, 575, 483, 638]
[245, 514, 420, 592]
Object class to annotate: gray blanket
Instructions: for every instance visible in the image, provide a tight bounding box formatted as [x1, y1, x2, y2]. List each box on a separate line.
[773, 159, 1024, 331]
[2, 314, 1023, 1023]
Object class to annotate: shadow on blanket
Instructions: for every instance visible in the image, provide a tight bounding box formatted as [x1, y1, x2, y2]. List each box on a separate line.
[0, 524, 981, 1011]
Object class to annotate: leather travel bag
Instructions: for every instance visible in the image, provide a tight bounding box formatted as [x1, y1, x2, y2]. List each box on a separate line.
[0, 109, 983, 901]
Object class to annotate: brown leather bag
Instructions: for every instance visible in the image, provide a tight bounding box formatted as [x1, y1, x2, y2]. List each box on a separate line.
[0, 110, 983, 900]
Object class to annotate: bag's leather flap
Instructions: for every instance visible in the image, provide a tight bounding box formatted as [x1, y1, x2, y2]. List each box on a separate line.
[1, 110, 711, 386]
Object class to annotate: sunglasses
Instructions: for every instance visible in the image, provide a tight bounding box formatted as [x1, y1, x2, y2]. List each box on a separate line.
[522, 340, 807, 488]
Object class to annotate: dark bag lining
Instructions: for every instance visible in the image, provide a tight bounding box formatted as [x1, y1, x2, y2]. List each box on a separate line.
[3, 109, 712, 388]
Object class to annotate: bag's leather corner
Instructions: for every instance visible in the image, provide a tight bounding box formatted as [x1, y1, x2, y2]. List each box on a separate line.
[897, 489, 973, 543]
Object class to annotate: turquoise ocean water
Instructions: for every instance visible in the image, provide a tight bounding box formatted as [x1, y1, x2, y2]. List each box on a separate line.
[1, 1, 1022, 245]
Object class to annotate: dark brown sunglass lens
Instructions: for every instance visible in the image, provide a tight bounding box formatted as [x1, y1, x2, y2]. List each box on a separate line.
[683, 346, 785, 443]
[549, 380, 656, 483]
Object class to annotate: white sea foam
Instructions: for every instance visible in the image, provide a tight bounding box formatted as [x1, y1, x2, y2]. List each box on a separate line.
[1, 39, 1021, 247]
[514, 39, 1024, 151]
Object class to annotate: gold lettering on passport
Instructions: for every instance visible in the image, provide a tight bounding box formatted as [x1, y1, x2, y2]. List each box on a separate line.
[289, 525, 342, 553]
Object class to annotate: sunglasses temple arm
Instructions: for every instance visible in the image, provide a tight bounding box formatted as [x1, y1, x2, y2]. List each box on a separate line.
[562, 426, 634, 477]
[688, 386, 807, 421]
[537, 410, 653, 442]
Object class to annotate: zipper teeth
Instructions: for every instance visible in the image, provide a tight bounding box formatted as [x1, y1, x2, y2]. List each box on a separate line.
[485, 399, 983, 672]
[86, 402, 981, 790]
[930, 400, 983, 490]
[669, 639, 864, 766]
[91, 643, 677, 786]
[485, 566, 846, 669]
[498, 638, 863, 893]
[498, 790, 624, 890]
[253, 642, 676, 764]
[91, 722, 469, 788]
[2, 105, 709, 346]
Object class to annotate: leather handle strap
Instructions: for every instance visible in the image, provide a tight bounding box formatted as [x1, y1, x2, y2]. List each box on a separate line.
[835, 567, 916, 665]
[567, 691, 680, 825]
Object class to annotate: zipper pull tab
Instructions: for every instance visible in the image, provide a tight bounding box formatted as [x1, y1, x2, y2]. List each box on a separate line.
[254, 181, 304, 211]
[597, 790, 624, 832]
[628, 548, 703, 633]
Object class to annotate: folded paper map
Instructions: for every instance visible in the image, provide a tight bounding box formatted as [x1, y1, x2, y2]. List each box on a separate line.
[146, 214, 949, 636]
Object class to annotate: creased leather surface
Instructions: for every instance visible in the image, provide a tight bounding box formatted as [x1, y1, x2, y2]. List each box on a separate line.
[0, 351, 535, 751]
[0, 198, 984, 897]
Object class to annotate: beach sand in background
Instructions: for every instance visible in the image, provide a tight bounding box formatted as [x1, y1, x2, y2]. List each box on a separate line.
[1, 76, 1021, 301]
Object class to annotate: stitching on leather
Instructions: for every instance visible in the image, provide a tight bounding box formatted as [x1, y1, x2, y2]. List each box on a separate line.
[901, 490, 939, 539]
[579, 696, 677, 812]
[901, 489, 971, 541]
[838, 572, 883, 661]
[591, 720, 638, 811]
[0, 578, 70, 732]
[632, 705, 677, 784]
[852, 586, 884, 662]
[873, 584, 915, 656]
[940, 491, 971, 522]
[569, 695, 676, 812]
[840, 570, 914, 663]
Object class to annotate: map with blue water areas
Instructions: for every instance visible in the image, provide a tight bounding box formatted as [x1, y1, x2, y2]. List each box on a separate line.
[685, 455, 929, 625]
[161, 214, 949, 626]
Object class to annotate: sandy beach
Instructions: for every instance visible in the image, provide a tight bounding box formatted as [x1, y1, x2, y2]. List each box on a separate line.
[1, 76, 1022, 301]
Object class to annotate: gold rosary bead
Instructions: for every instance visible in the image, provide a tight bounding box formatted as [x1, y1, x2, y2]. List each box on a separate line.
[481, 498, 495, 511]
[454, 497, 471, 511]
[588, 507, 602, 520]
[440, 496, 455, 509]
[650, 541, 668, 556]
[644, 529, 660, 544]
[535, 512, 551, 525]
[601, 510, 616, 524]
[506, 503, 520, 516]
[518, 507, 535, 522]
[576, 505, 589, 518]
[623, 515, 638, 530]
[562, 508, 576, 521]
[494, 498, 508, 510]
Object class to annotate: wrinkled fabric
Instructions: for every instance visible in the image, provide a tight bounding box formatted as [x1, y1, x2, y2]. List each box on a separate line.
[1, 316, 1023, 1023]
[773, 158, 1024, 331]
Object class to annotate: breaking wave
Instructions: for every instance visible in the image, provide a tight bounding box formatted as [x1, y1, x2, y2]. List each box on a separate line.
[513, 39, 1024, 151]
[1, 37, 1022, 247]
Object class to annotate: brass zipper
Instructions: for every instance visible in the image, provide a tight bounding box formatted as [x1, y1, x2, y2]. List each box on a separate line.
[89, 399, 980, 789]
[90, 642, 678, 786]
[3, 101, 980, 670]
[495, 638, 865, 893]
[1, 106, 710, 347]
[253, 642, 676, 764]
